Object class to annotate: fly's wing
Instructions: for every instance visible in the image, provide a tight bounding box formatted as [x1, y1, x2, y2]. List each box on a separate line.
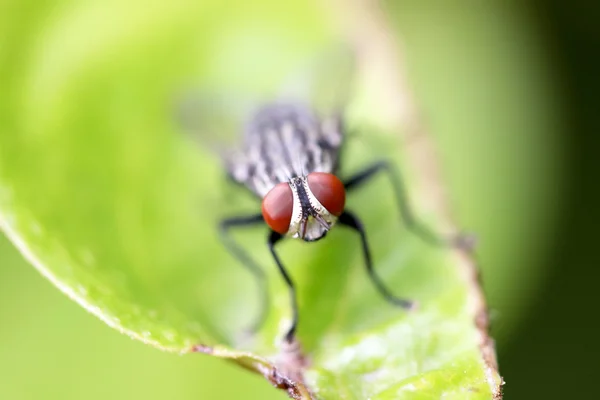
[175, 44, 357, 197]
[273, 43, 357, 177]
[176, 85, 278, 198]
[176, 88, 255, 164]
[278, 43, 357, 118]
[176, 88, 287, 198]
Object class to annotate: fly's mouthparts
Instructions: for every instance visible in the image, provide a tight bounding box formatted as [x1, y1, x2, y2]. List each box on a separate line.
[296, 212, 332, 240]
[299, 219, 308, 239]
[314, 214, 331, 231]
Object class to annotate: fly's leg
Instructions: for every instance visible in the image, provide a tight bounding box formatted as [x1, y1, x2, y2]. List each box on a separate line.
[338, 211, 415, 309]
[219, 214, 270, 334]
[343, 160, 472, 249]
[268, 231, 298, 343]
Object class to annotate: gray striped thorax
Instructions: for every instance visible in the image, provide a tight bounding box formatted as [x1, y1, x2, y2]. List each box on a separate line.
[226, 102, 344, 198]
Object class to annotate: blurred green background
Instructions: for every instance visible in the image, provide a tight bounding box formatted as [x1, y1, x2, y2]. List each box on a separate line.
[0, 0, 596, 399]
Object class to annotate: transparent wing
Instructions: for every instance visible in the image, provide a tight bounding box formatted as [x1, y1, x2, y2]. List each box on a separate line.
[278, 42, 357, 116]
[174, 43, 358, 194]
[175, 87, 257, 158]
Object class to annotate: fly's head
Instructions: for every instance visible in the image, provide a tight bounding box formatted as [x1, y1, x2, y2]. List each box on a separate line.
[261, 173, 346, 242]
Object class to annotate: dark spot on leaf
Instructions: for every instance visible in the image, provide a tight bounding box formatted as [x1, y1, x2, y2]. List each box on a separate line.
[190, 344, 213, 354]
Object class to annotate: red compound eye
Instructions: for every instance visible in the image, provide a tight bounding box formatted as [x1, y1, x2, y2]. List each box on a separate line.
[307, 172, 346, 216]
[261, 182, 294, 234]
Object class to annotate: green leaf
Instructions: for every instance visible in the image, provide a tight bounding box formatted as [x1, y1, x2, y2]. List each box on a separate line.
[0, 0, 502, 398]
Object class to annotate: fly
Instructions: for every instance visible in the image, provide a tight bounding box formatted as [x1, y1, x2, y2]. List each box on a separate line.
[178, 48, 465, 344]
[218, 101, 460, 343]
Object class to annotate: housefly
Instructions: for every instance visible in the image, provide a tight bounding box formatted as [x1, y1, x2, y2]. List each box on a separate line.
[178, 48, 462, 343]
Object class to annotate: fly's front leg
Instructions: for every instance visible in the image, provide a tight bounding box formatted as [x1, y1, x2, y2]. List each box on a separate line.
[338, 211, 415, 309]
[343, 160, 471, 249]
[219, 214, 270, 334]
[267, 231, 298, 343]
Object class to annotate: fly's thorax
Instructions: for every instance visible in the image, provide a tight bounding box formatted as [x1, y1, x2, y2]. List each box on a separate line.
[223, 102, 344, 199]
[287, 176, 337, 242]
